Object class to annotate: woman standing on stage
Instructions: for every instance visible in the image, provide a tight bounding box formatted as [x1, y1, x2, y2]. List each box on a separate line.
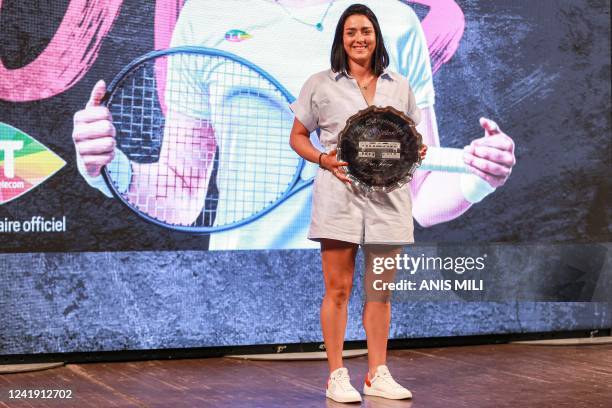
[290, 3, 426, 403]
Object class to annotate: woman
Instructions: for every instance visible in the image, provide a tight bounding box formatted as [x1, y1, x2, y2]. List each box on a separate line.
[289, 3, 427, 404]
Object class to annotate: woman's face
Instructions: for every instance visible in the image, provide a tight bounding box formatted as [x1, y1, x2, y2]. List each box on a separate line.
[343, 14, 376, 67]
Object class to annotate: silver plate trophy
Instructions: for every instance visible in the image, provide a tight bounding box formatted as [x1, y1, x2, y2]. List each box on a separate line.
[337, 105, 423, 192]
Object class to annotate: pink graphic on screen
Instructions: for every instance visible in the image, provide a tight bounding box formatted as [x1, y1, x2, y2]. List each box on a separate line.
[0, 0, 123, 102]
[0, 0, 464, 102]
[410, 0, 465, 73]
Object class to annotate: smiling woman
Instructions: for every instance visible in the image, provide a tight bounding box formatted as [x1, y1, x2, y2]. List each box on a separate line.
[289, 3, 421, 403]
[339, 14, 379, 105]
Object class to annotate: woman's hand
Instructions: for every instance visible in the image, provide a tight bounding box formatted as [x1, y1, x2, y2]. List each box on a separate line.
[72, 80, 116, 177]
[419, 144, 428, 160]
[463, 118, 516, 188]
[321, 148, 351, 184]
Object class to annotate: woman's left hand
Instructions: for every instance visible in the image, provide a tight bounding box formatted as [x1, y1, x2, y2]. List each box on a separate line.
[463, 117, 516, 188]
[419, 144, 428, 160]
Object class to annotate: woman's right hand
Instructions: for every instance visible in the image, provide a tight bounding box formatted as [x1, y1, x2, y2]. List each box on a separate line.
[321, 148, 351, 184]
[72, 80, 116, 177]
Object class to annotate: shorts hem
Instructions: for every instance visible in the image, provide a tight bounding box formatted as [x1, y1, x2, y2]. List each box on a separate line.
[362, 240, 414, 246]
[307, 233, 362, 245]
[308, 235, 414, 246]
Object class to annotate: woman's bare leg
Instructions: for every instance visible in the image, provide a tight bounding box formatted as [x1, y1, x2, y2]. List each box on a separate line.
[362, 244, 403, 378]
[320, 238, 359, 373]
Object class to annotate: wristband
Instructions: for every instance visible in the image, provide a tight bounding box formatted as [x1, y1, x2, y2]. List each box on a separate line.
[460, 173, 496, 203]
[77, 149, 131, 198]
[318, 152, 327, 168]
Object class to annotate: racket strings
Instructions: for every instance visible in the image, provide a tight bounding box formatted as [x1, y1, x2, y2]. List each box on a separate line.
[211, 59, 295, 224]
[106, 52, 299, 229]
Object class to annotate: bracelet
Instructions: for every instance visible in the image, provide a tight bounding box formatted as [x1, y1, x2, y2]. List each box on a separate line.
[318, 152, 327, 168]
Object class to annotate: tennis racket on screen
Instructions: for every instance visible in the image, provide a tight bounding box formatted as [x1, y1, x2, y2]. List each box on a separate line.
[101, 46, 472, 233]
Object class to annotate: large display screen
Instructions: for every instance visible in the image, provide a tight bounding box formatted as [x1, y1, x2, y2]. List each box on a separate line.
[0, 0, 609, 252]
[0, 0, 610, 356]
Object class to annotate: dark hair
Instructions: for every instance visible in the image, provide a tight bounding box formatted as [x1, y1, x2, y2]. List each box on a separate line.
[330, 4, 389, 76]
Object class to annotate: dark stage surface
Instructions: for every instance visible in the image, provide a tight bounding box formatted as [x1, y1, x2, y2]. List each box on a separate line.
[1, 343, 611, 407]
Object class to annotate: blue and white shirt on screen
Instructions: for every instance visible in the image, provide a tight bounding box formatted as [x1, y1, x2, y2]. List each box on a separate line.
[82, 0, 435, 250]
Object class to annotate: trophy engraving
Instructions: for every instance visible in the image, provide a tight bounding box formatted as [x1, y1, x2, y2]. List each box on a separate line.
[337, 106, 423, 192]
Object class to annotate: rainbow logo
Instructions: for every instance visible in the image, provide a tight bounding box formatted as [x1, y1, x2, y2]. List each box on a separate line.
[0, 122, 66, 205]
[225, 29, 252, 42]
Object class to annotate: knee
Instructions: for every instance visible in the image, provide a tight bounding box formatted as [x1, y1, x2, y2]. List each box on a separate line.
[326, 284, 352, 307]
[365, 290, 392, 304]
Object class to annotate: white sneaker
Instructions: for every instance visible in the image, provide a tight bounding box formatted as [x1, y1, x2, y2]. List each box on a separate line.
[363, 365, 412, 400]
[326, 367, 362, 403]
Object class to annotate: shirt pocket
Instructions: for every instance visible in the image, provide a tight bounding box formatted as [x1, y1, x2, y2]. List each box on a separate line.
[315, 97, 333, 123]
[394, 96, 409, 114]
[377, 90, 406, 111]
[387, 96, 419, 125]
[317, 89, 358, 132]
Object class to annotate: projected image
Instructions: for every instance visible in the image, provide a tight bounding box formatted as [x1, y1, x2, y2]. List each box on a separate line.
[72, 0, 515, 251]
[0, 0, 609, 252]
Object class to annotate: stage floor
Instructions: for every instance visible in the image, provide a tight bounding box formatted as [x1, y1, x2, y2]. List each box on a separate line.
[1, 343, 611, 407]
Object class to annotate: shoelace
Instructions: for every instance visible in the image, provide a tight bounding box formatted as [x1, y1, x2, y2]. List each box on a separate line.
[334, 371, 354, 392]
[379, 371, 404, 389]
